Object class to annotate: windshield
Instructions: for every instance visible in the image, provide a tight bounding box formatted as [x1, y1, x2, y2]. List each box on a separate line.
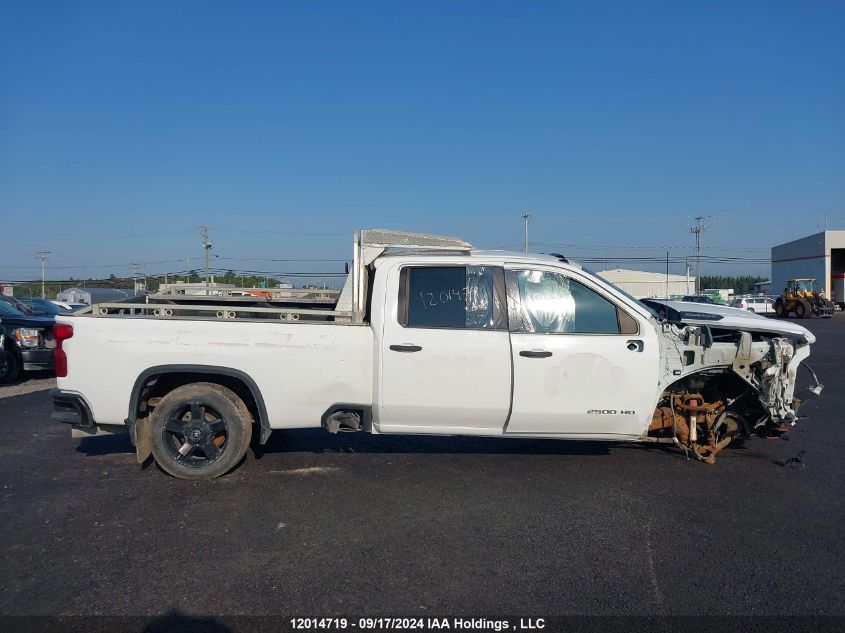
[3, 296, 33, 315]
[0, 299, 24, 317]
[580, 267, 661, 319]
[29, 300, 62, 315]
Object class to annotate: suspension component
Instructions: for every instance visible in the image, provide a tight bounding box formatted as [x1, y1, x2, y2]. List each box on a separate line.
[648, 393, 738, 464]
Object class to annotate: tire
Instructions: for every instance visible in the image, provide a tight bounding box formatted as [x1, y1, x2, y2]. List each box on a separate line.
[747, 308, 755, 313]
[795, 302, 807, 319]
[149, 382, 253, 480]
[774, 300, 786, 317]
[0, 349, 21, 385]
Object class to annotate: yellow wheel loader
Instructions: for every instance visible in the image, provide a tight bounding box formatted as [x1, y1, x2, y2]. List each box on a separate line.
[774, 278, 834, 319]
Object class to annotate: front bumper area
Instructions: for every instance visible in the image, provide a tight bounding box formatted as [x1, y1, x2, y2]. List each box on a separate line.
[50, 389, 94, 429]
[22, 348, 53, 372]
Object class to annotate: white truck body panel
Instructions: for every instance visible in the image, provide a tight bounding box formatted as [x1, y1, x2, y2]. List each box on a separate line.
[377, 257, 512, 432]
[58, 317, 373, 428]
[656, 300, 815, 343]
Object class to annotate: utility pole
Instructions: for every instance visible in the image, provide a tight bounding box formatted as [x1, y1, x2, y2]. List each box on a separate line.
[522, 214, 531, 252]
[35, 251, 50, 299]
[200, 226, 212, 296]
[689, 216, 708, 294]
[130, 263, 143, 294]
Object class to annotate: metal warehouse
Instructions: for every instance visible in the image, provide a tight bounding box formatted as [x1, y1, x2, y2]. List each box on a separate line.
[596, 268, 695, 299]
[56, 287, 138, 305]
[771, 231, 845, 304]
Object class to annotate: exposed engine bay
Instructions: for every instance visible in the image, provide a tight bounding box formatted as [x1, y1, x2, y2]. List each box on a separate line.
[647, 321, 823, 464]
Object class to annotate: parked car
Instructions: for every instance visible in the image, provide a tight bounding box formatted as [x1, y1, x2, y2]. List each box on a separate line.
[50, 300, 87, 312]
[0, 322, 6, 373]
[0, 298, 56, 384]
[730, 296, 775, 314]
[17, 297, 68, 316]
[51, 229, 819, 478]
[681, 294, 716, 304]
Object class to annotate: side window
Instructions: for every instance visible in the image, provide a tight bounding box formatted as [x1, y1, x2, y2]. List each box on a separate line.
[506, 270, 622, 334]
[400, 266, 506, 330]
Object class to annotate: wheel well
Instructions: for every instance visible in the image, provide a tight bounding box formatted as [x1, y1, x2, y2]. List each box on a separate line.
[663, 369, 765, 421]
[130, 368, 266, 430]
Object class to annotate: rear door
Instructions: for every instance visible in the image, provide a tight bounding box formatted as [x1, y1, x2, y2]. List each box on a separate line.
[378, 263, 512, 432]
[504, 267, 659, 437]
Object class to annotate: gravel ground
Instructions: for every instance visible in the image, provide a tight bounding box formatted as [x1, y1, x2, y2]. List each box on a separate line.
[0, 373, 55, 399]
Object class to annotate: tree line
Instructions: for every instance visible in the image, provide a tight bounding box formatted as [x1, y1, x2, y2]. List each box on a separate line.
[699, 275, 768, 295]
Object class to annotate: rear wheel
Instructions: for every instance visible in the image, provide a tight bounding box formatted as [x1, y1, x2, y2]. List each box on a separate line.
[795, 302, 807, 319]
[774, 299, 786, 317]
[747, 308, 755, 313]
[149, 383, 252, 479]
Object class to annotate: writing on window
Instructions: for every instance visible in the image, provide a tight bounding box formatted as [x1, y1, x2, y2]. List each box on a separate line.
[402, 266, 505, 330]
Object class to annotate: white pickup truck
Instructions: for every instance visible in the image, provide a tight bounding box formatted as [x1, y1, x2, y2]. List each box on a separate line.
[50, 230, 822, 479]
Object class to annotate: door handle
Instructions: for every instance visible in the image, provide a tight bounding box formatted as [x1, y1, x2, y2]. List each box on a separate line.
[519, 350, 553, 358]
[390, 344, 422, 353]
[626, 340, 644, 352]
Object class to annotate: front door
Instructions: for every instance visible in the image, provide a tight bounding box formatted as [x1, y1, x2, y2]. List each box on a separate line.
[504, 268, 659, 437]
[378, 264, 512, 432]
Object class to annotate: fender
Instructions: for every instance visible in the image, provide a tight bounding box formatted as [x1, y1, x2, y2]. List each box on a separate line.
[126, 364, 272, 460]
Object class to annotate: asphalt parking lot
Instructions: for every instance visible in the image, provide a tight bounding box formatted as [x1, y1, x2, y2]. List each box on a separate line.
[0, 316, 843, 628]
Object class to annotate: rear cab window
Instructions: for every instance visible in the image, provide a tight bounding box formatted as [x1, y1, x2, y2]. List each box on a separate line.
[398, 265, 507, 330]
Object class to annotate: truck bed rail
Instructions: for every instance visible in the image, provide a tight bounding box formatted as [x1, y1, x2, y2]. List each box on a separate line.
[76, 302, 355, 324]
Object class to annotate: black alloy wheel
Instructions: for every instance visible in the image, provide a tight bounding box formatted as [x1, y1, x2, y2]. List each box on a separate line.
[161, 402, 229, 468]
[149, 383, 252, 479]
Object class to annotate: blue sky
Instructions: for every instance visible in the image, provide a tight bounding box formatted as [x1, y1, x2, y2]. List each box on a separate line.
[1, 0, 843, 283]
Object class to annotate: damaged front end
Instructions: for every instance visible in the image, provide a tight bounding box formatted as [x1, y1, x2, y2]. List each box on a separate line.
[647, 320, 822, 464]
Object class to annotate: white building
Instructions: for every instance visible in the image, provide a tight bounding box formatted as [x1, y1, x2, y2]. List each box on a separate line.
[596, 269, 695, 299]
[57, 287, 138, 305]
[771, 230, 845, 298]
[753, 280, 772, 295]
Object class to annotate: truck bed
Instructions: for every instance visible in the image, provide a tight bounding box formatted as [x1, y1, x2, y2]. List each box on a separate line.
[58, 315, 373, 428]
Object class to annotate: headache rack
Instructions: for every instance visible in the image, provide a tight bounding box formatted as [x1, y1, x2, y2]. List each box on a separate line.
[79, 229, 473, 324]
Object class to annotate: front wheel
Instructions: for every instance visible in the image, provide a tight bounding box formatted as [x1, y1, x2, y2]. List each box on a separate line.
[747, 308, 755, 313]
[795, 302, 807, 319]
[149, 383, 253, 479]
[0, 349, 21, 385]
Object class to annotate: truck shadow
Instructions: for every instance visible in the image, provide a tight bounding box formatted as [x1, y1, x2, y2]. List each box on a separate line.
[254, 428, 613, 457]
[74, 427, 614, 458]
[75, 433, 134, 456]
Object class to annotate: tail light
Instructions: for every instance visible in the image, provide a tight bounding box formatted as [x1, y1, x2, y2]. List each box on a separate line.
[53, 324, 74, 377]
